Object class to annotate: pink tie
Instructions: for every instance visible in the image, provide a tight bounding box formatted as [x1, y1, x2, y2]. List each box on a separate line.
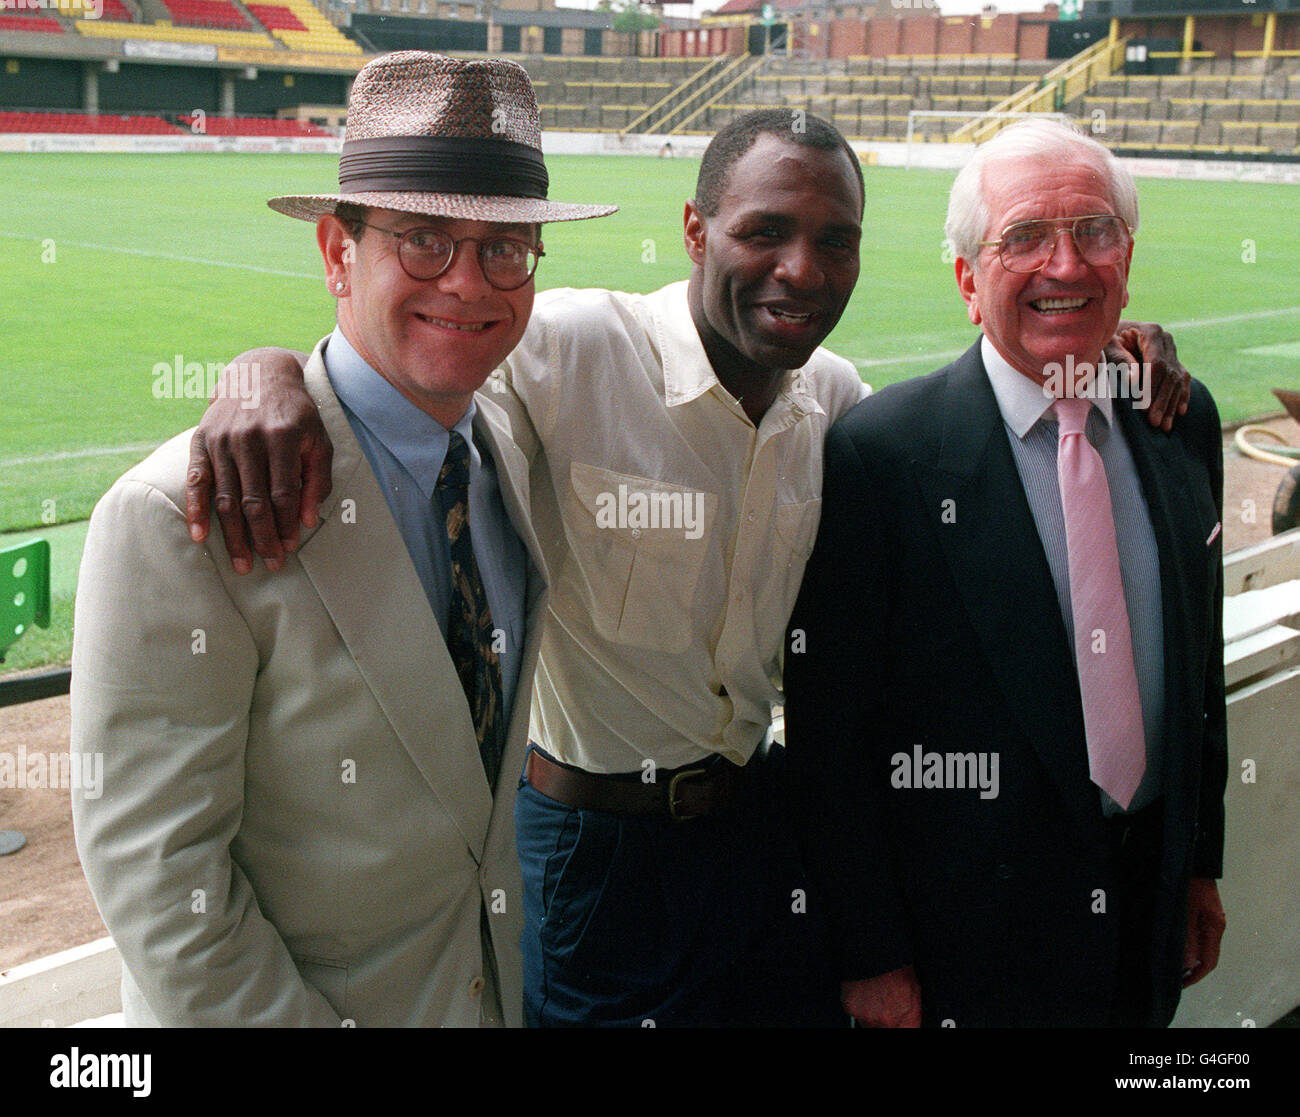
[1053, 398, 1146, 810]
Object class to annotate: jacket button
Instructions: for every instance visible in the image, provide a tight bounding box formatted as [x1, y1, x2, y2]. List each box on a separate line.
[993, 863, 1014, 880]
[468, 976, 485, 997]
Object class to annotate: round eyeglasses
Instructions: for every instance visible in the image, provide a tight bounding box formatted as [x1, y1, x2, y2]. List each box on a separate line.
[356, 222, 545, 290]
[979, 214, 1133, 274]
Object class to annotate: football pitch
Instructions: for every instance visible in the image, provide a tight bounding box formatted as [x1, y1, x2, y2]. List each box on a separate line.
[1, 151, 1298, 668]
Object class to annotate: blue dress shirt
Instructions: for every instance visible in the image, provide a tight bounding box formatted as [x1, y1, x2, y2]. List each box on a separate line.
[323, 326, 528, 723]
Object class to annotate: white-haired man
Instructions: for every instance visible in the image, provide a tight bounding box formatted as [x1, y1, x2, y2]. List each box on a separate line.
[70, 52, 614, 1026]
[785, 119, 1227, 1028]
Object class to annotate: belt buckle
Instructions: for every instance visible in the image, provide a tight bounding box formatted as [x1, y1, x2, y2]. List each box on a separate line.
[667, 766, 710, 821]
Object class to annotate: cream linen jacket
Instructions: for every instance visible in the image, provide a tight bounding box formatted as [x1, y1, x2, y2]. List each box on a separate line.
[71, 342, 548, 1027]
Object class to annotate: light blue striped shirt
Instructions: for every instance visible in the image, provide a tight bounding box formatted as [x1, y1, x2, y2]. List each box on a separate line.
[323, 326, 527, 722]
[981, 336, 1164, 815]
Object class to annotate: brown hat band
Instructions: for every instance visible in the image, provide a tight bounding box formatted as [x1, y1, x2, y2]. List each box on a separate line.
[338, 136, 550, 200]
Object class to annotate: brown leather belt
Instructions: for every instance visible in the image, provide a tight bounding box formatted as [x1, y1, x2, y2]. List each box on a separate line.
[524, 747, 742, 821]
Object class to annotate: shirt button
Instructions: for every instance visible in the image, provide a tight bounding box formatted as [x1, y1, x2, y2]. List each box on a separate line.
[746, 511, 756, 523]
[468, 976, 485, 997]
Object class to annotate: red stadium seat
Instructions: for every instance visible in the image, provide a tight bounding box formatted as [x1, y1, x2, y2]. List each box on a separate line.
[0, 108, 335, 138]
[177, 113, 331, 137]
[0, 111, 183, 134]
[160, 0, 251, 30]
[0, 15, 64, 32]
[246, 4, 308, 31]
[100, 0, 135, 21]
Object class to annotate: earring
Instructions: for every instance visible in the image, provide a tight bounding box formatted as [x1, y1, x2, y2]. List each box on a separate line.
[335, 281, 345, 293]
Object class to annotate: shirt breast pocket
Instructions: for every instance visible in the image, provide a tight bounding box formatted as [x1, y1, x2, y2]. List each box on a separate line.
[566, 461, 718, 654]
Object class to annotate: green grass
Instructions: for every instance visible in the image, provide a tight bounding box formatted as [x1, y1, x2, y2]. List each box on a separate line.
[1, 152, 1298, 669]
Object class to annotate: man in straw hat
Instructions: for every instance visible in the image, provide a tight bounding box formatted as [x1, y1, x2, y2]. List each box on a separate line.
[185, 102, 1192, 1024]
[70, 51, 614, 1027]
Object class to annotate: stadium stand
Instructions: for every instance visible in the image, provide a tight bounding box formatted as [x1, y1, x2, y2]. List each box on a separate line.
[502, 56, 715, 133]
[513, 40, 1292, 158]
[1072, 63, 1300, 156]
[576, 54, 1059, 141]
[250, 0, 361, 54]
[1, 1, 1296, 158]
[0, 110, 182, 132]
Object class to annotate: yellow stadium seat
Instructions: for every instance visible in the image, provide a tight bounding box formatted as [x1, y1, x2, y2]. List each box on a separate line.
[75, 19, 275, 48]
[254, 0, 361, 55]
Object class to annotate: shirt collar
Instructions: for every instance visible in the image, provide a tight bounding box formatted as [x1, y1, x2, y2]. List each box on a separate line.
[324, 325, 478, 500]
[652, 280, 825, 418]
[981, 335, 1113, 440]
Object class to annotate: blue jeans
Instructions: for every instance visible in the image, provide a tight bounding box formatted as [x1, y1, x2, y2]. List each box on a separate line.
[515, 746, 843, 1027]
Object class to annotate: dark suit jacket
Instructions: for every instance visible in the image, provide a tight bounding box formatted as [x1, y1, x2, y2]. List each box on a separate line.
[784, 339, 1227, 1027]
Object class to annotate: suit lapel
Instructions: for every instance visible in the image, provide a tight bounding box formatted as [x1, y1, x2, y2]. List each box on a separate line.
[473, 395, 547, 610]
[912, 342, 1098, 832]
[472, 396, 549, 801]
[294, 344, 494, 860]
[1114, 399, 1207, 833]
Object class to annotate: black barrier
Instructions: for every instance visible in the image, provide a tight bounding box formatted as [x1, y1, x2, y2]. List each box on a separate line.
[0, 667, 71, 709]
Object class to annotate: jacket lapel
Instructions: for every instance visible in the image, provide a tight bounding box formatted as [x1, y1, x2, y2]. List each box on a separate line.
[1113, 399, 1207, 838]
[473, 395, 547, 612]
[293, 344, 494, 860]
[911, 342, 1099, 833]
[472, 395, 550, 796]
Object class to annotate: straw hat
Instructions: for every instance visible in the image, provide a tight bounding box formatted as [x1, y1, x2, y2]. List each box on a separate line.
[268, 51, 617, 224]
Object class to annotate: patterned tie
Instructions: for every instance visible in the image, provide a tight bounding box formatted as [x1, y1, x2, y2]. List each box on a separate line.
[435, 429, 505, 790]
[1053, 398, 1146, 810]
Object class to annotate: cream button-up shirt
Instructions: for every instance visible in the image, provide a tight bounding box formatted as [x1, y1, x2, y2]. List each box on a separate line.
[484, 281, 870, 773]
